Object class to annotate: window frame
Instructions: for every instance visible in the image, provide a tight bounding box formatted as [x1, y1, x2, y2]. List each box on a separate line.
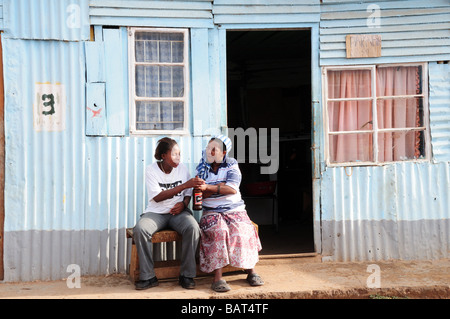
[128, 27, 190, 136]
[322, 62, 430, 167]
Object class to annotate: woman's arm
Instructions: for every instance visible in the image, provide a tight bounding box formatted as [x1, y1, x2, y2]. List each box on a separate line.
[153, 177, 204, 203]
[199, 182, 236, 199]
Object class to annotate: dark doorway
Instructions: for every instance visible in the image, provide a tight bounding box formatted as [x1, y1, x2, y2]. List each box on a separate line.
[226, 30, 314, 255]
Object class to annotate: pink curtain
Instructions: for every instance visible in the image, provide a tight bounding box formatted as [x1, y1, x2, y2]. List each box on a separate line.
[328, 67, 420, 163]
[376, 66, 420, 161]
[327, 70, 373, 162]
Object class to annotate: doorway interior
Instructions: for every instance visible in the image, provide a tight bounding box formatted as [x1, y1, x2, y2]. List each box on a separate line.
[226, 29, 314, 255]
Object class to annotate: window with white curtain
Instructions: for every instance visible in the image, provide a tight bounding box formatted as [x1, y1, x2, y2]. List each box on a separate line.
[323, 63, 430, 166]
[129, 28, 189, 135]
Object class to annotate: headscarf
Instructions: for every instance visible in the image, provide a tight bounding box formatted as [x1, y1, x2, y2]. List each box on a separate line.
[196, 134, 234, 180]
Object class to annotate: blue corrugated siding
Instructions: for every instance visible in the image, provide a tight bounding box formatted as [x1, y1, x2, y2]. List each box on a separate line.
[3, 39, 86, 232]
[2, 0, 450, 280]
[322, 163, 450, 223]
[429, 62, 450, 162]
[213, 0, 320, 25]
[2, 0, 90, 41]
[318, 0, 450, 261]
[320, 0, 450, 65]
[89, 0, 214, 28]
[2, 38, 87, 281]
[0, 1, 4, 30]
[321, 162, 450, 261]
[1, 23, 228, 281]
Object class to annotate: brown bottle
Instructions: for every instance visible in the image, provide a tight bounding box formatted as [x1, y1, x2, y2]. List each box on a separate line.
[193, 187, 203, 210]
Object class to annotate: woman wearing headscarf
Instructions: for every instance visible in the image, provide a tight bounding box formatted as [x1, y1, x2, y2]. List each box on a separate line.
[196, 135, 264, 292]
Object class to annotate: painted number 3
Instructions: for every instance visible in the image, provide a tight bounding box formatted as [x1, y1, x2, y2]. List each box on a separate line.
[34, 83, 66, 132]
[42, 94, 56, 116]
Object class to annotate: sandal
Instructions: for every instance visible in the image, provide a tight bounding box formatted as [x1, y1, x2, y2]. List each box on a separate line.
[246, 273, 264, 286]
[211, 279, 231, 292]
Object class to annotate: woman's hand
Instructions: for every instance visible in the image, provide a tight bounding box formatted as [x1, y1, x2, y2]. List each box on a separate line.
[185, 176, 205, 189]
[170, 201, 185, 215]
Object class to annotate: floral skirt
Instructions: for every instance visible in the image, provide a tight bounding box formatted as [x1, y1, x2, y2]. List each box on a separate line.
[199, 211, 262, 273]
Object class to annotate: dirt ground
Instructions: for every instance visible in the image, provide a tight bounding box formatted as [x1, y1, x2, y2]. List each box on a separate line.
[0, 256, 449, 299]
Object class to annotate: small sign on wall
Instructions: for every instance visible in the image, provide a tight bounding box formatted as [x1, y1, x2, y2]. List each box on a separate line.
[34, 83, 66, 132]
[346, 34, 382, 58]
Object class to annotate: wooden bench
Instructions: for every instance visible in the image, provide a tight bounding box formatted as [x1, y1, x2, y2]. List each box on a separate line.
[126, 222, 258, 283]
[127, 228, 183, 282]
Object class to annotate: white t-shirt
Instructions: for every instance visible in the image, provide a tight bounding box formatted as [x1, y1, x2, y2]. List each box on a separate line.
[144, 162, 192, 214]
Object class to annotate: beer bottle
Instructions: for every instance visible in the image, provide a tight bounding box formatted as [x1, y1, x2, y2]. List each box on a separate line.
[193, 187, 203, 210]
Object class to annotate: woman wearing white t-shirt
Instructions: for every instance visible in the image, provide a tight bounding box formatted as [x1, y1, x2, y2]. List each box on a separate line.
[133, 137, 204, 290]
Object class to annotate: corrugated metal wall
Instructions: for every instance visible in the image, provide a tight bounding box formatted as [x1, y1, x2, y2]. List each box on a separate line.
[1, 0, 450, 281]
[320, 0, 450, 65]
[89, 0, 214, 28]
[0, 0, 3, 30]
[2, 38, 87, 281]
[1, 11, 227, 281]
[213, 0, 320, 25]
[83, 135, 199, 277]
[429, 62, 450, 162]
[321, 162, 450, 261]
[320, 61, 450, 261]
[318, 2, 450, 262]
[3, 0, 90, 41]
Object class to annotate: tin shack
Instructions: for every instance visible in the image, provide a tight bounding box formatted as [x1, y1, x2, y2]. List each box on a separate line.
[0, 0, 449, 282]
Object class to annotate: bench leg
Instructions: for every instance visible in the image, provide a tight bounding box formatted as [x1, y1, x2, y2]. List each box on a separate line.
[129, 243, 139, 283]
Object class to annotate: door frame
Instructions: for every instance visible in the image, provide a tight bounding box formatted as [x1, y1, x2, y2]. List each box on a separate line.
[220, 23, 322, 254]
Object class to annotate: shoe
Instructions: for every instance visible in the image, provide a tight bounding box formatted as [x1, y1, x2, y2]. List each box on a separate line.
[246, 273, 264, 286]
[211, 279, 231, 292]
[179, 275, 196, 289]
[135, 276, 159, 290]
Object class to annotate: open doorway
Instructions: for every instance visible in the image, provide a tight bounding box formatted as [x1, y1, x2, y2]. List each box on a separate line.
[227, 30, 314, 255]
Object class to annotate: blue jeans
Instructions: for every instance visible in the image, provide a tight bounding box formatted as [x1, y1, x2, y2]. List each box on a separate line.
[133, 209, 200, 280]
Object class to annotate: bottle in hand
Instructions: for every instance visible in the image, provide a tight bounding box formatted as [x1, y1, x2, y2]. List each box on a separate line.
[193, 187, 203, 210]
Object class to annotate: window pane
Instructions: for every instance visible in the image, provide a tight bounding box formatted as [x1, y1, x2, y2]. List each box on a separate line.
[160, 101, 172, 123]
[135, 101, 184, 131]
[136, 101, 160, 130]
[172, 41, 184, 63]
[135, 40, 159, 63]
[329, 133, 373, 163]
[378, 130, 425, 162]
[135, 66, 184, 98]
[173, 102, 184, 123]
[328, 100, 372, 132]
[135, 32, 183, 42]
[159, 41, 171, 63]
[145, 41, 158, 63]
[377, 97, 423, 129]
[377, 65, 422, 97]
[135, 65, 159, 97]
[135, 40, 146, 62]
[135, 32, 184, 63]
[327, 69, 372, 99]
[172, 66, 184, 97]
